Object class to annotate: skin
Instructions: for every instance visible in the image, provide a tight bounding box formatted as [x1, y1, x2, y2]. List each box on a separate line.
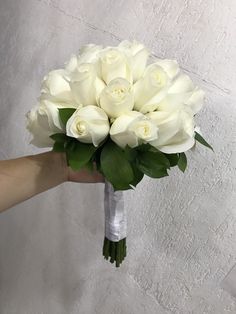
[0, 151, 104, 213]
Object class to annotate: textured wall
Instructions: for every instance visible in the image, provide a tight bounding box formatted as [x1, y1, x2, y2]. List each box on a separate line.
[0, 0, 236, 313]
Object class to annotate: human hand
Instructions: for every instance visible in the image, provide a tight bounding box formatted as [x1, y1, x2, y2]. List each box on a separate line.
[0, 151, 104, 213]
[68, 166, 104, 183]
[62, 153, 104, 183]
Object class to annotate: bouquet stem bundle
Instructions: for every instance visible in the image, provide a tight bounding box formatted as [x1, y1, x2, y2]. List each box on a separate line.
[103, 179, 127, 266]
[103, 237, 126, 267]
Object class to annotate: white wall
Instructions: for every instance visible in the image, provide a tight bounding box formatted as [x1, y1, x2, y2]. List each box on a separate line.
[0, 1, 236, 313]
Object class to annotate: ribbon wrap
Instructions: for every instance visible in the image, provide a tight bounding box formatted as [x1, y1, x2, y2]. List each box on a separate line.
[104, 180, 127, 242]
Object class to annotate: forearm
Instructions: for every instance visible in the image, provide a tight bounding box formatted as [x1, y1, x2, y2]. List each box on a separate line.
[0, 151, 68, 213]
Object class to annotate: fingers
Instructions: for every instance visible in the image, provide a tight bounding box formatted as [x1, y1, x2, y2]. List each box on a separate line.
[68, 167, 105, 183]
[86, 171, 105, 183]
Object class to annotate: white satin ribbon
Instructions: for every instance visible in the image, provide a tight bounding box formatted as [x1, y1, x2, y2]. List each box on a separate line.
[104, 180, 127, 242]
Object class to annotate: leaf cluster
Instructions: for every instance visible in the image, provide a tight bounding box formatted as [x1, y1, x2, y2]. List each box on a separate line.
[50, 108, 213, 190]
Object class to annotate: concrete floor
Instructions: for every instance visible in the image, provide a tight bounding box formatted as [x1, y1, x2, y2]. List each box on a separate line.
[0, 0, 236, 313]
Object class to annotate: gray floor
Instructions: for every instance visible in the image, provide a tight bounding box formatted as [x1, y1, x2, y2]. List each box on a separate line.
[0, 1, 236, 313]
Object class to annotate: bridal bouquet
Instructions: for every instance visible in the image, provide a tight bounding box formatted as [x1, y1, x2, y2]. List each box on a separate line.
[26, 40, 212, 267]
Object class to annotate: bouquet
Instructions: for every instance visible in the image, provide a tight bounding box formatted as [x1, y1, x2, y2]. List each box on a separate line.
[26, 40, 212, 267]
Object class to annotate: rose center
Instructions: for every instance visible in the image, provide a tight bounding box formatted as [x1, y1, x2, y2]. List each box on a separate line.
[76, 121, 87, 135]
[151, 69, 167, 88]
[79, 64, 90, 72]
[111, 87, 126, 100]
[139, 124, 150, 137]
[132, 122, 152, 139]
[103, 50, 121, 64]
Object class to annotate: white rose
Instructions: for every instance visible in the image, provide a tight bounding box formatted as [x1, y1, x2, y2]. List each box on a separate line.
[99, 48, 132, 84]
[41, 69, 74, 104]
[65, 45, 103, 73]
[41, 98, 81, 130]
[152, 59, 179, 80]
[147, 107, 195, 153]
[99, 78, 134, 118]
[65, 54, 79, 72]
[118, 40, 150, 82]
[185, 87, 205, 114]
[133, 62, 175, 113]
[66, 105, 109, 146]
[78, 44, 103, 63]
[26, 101, 64, 148]
[69, 63, 105, 106]
[110, 111, 158, 149]
[157, 74, 205, 114]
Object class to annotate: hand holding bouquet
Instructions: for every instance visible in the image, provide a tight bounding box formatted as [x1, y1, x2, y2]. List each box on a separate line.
[26, 40, 212, 267]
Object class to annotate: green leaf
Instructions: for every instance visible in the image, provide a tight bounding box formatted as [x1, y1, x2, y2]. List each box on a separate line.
[148, 146, 160, 153]
[59, 108, 76, 126]
[50, 133, 67, 143]
[137, 151, 169, 178]
[130, 163, 144, 187]
[136, 143, 152, 152]
[164, 153, 179, 167]
[195, 132, 213, 151]
[139, 150, 170, 168]
[124, 145, 137, 162]
[82, 159, 94, 172]
[52, 141, 65, 152]
[100, 141, 134, 190]
[64, 138, 76, 151]
[138, 163, 168, 178]
[178, 152, 187, 172]
[67, 142, 97, 171]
